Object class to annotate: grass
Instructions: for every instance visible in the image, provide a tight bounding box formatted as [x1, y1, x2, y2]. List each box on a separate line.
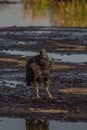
[23, 0, 87, 27]
[59, 88, 87, 95]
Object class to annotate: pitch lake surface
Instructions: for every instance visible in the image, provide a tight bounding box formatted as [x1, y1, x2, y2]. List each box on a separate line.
[0, 118, 87, 130]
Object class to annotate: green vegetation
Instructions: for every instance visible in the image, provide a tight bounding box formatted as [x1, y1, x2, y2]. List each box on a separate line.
[23, 0, 87, 27]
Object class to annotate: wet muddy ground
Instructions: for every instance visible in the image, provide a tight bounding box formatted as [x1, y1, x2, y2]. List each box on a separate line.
[0, 26, 87, 122]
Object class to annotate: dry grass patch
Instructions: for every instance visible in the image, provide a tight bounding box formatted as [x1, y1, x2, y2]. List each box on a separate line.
[0, 58, 25, 67]
[26, 108, 68, 113]
[59, 88, 87, 95]
[53, 64, 76, 70]
[51, 42, 87, 51]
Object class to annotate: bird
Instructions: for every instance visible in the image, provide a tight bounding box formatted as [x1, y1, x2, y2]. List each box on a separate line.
[26, 48, 52, 99]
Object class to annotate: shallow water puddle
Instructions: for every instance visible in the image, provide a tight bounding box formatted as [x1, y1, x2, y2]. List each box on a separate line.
[1, 50, 87, 63]
[50, 121, 87, 130]
[0, 118, 87, 130]
[0, 118, 25, 130]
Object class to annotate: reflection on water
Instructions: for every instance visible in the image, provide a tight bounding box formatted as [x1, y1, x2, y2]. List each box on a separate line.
[26, 118, 49, 130]
[23, 0, 87, 27]
[0, 0, 87, 27]
[0, 3, 50, 27]
[0, 4, 29, 27]
[0, 117, 87, 130]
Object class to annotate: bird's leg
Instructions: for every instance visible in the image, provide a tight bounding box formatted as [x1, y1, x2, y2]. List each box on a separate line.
[46, 87, 52, 98]
[35, 86, 40, 99]
[35, 82, 40, 99]
[44, 80, 52, 98]
[31, 81, 40, 99]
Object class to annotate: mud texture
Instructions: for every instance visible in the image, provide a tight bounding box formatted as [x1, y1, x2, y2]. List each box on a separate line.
[0, 26, 87, 122]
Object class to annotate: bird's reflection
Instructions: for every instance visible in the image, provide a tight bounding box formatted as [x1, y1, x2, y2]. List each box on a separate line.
[26, 118, 49, 130]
